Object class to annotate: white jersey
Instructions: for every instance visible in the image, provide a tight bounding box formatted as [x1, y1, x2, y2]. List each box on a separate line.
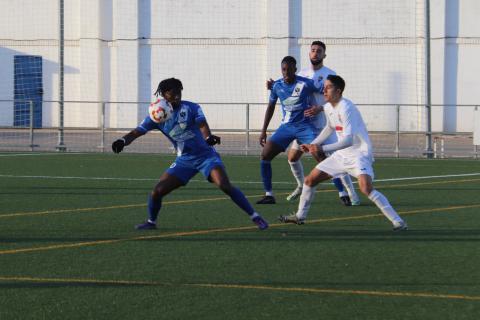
[324, 97, 374, 160]
[297, 65, 336, 130]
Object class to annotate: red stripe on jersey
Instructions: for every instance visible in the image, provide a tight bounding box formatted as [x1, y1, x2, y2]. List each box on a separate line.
[335, 125, 343, 131]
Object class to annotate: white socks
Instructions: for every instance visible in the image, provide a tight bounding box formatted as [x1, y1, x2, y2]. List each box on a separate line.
[296, 184, 317, 220]
[340, 174, 360, 203]
[368, 189, 403, 224]
[289, 160, 304, 188]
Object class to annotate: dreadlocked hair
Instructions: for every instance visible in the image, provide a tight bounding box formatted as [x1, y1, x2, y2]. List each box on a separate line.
[154, 78, 183, 97]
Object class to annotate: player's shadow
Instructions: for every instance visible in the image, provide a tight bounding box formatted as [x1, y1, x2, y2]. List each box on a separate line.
[0, 281, 152, 290]
[140, 228, 480, 242]
[0, 236, 119, 243]
[0, 185, 150, 196]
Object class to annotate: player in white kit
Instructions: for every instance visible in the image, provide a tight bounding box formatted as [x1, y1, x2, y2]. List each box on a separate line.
[279, 75, 407, 231]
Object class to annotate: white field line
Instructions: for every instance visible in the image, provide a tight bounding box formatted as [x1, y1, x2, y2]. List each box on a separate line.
[1, 172, 480, 185]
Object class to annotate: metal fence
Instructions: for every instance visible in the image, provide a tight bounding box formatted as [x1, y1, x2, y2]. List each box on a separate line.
[1, 100, 479, 158]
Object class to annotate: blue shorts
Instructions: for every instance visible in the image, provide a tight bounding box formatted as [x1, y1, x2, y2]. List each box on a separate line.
[166, 151, 225, 185]
[268, 122, 317, 151]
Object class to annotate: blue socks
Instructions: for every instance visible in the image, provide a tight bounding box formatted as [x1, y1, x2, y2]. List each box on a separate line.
[260, 160, 272, 193]
[229, 186, 255, 216]
[332, 177, 344, 192]
[147, 194, 162, 222]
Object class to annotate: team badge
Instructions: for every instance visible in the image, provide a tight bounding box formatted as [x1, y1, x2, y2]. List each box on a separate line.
[291, 82, 305, 97]
[179, 108, 188, 130]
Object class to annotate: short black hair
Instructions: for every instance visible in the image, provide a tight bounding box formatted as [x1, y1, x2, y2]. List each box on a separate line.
[154, 77, 183, 97]
[326, 74, 346, 92]
[311, 40, 326, 51]
[281, 56, 297, 66]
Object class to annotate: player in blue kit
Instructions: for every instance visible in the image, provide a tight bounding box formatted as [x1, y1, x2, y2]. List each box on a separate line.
[112, 78, 269, 230]
[257, 56, 320, 204]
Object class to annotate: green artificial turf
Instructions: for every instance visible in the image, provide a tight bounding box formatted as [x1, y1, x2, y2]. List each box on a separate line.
[0, 153, 479, 319]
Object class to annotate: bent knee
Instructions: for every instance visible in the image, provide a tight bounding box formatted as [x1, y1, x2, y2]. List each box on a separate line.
[359, 185, 373, 195]
[304, 176, 316, 187]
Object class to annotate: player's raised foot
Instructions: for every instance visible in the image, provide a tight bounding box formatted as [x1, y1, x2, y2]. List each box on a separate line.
[340, 195, 352, 206]
[256, 195, 276, 204]
[252, 215, 269, 230]
[278, 213, 305, 225]
[392, 221, 408, 232]
[351, 200, 361, 206]
[135, 220, 157, 230]
[286, 187, 302, 201]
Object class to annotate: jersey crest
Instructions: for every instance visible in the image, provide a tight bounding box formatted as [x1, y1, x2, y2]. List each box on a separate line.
[178, 107, 188, 130]
[291, 82, 305, 97]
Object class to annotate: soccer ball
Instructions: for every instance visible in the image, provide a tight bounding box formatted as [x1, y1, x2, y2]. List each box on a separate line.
[148, 99, 173, 123]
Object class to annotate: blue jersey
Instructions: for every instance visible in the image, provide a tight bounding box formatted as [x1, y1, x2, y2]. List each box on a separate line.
[269, 75, 319, 124]
[136, 100, 214, 158]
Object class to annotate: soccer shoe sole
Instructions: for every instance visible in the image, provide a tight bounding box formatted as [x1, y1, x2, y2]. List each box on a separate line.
[278, 214, 305, 225]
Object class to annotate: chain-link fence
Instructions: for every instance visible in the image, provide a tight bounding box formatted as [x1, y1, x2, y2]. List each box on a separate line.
[1, 100, 479, 158]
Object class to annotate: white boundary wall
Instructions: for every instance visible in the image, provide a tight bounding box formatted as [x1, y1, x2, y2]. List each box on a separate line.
[0, 0, 479, 132]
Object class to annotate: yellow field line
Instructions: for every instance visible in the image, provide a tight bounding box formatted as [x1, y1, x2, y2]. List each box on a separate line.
[1, 202, 480, 256]
[0, 275, 478, 301]
[2, 177, 480, 219]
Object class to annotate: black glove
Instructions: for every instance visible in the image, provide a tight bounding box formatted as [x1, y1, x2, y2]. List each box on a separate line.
[205, 135, 221, 146]
[112, 138, 126, 153]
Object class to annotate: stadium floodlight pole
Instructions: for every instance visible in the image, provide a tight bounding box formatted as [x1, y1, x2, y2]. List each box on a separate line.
[424, 0, 433, 158]
[56, 0, 66, 151]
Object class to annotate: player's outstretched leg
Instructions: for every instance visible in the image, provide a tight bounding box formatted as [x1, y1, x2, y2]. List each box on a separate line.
[340, 174, 360, 205]
[210, 167, 269, 230]
[368, 190, 407, 231]
[135, 194, 161, 230]
[358, 174, 407, 231]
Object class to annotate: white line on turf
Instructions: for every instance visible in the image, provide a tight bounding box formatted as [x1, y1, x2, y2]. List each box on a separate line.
[1, 172, 480, 185]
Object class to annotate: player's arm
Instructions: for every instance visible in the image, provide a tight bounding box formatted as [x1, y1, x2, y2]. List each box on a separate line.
[266, 78, 274, 90]
[303, 79, 324, 118]
[198, 120, 221, 146]
[315, 107, 354, 153]
[304, 104, 324, 118]
[300, 125, 334, 161]
[259, 100, 276, 147]
[112, 129, 145, 153]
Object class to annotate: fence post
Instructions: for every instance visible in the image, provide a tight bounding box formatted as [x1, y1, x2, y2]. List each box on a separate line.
[395, 104, 400, 158]
[99, 102, 106, 152]
[474, 106, 479, 159]
[29, 100, 34, 151]
[245, 103, 250, 156]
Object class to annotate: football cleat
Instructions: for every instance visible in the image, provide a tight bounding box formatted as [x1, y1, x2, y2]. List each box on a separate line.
[393, 221, 408, 232]
[256, 195, 276, 204]
[351, 200, 361, 206]
[278, 214, 305, 225]
[340, 195, 352, 206]
[135, 221, 157, 230]
[286, 187, 303, 201]
[252, 215, 269, 230]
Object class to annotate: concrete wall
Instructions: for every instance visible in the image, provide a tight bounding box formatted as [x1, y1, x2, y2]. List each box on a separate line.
[0, 0, 479, 132]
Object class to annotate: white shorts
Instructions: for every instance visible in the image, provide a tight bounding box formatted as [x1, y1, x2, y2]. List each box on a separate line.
[316, 152, 375, 180]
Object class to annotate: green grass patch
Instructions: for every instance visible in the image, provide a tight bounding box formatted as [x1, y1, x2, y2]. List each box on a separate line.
[1, 153, 480, 319]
